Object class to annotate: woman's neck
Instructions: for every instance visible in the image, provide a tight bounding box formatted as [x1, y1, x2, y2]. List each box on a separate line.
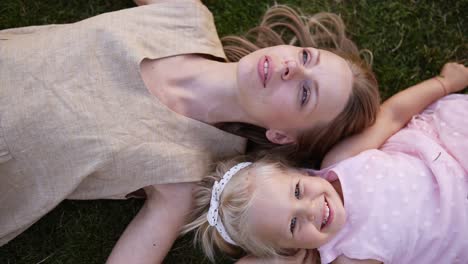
[175, 56, 245, 124]
[141, 55, 253, 125]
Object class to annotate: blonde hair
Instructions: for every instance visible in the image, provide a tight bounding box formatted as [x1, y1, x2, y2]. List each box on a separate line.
[182, 157, 295, 262]
[220, 5, 380, 163]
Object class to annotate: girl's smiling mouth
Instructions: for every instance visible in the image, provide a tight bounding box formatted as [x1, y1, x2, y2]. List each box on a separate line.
[321, 197, 332, 229]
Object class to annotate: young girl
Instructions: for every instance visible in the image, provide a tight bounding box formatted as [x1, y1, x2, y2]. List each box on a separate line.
[184, 62, 468, 264]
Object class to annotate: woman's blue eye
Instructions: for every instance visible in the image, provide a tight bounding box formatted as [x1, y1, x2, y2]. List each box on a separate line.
[295, 182, 300, 198]
[302, 49, 309, 64]
[301, 86, 309, 106]
[290, 217, 297, 233]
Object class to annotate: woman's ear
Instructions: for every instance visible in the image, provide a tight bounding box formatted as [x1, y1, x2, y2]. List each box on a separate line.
[265, 129, 296, 145]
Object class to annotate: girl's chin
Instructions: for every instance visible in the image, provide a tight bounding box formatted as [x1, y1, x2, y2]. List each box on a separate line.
[312, 234, 334, 249]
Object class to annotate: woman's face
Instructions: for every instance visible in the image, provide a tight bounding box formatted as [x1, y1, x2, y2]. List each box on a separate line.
[236, 45, 353, 144]
[247, 169, 346, 250]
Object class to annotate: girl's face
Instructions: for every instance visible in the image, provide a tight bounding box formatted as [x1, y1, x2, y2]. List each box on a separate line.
[236, 45, 353, 143]
[247, 169, 345, 250]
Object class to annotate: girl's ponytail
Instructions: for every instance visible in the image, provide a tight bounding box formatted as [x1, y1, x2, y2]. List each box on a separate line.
[181, 158, 248, 262]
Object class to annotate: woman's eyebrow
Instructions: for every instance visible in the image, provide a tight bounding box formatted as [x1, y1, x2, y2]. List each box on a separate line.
[306, 49, 320, 113]
[317, 49, 321, 66]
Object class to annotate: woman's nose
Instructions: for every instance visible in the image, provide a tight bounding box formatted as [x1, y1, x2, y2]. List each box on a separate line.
[281, 60, 303, 80]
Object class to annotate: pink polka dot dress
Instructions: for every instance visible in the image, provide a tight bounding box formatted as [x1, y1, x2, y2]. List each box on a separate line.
[316, 95, 468, 263]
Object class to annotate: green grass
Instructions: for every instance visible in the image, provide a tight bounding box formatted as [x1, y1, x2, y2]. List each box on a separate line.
[0, 0, 466, 263]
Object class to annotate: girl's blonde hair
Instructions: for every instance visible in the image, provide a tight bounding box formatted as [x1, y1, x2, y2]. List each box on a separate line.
[182, 156, 295, 262]
[219, 5, 380, 164]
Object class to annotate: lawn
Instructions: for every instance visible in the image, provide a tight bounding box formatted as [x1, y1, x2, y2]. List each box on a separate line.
[0, 0, 466, 263]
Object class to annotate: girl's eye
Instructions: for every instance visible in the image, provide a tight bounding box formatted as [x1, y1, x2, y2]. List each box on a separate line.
[294, 182, 300, 198]
[302, 49, 309, 65]
[290, 217, 297, 233]
[301, 85, 309, 106]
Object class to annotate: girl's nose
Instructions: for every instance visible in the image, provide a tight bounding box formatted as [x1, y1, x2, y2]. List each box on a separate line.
[305, 204, 317, 222]
[307, 213, 316, 222]
[298, 198, 319, 224]
[281, 60, 302, 80]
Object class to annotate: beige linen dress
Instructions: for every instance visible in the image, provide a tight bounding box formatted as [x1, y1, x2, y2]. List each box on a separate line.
[0, 0, 246, 245]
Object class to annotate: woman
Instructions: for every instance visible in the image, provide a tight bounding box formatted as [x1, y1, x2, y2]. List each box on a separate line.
[0, 0, 379, 262]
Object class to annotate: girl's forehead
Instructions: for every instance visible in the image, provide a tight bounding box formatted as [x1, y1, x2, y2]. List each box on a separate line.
[247, 179, 293, 244]
[253, 168, 293, 187]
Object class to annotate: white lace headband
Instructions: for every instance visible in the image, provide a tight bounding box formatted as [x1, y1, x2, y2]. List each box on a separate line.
[207, 162, 252, 246]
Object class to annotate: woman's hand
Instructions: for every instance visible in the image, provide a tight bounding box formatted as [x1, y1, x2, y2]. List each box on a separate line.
[437, 62, 468, 94]
[133, 0, 149, 5]
[133, 0, 162, 5]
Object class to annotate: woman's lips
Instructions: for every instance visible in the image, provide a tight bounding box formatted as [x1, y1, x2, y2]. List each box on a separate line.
[257, 55, 273, 87]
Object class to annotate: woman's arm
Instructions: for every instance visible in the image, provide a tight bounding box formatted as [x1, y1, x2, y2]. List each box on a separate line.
[106, 182, 195, 264]
[322, 62, 468, 168]
[133, 0, 200, 5]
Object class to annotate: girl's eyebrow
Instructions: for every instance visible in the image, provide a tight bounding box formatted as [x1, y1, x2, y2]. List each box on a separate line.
[284, 176, 295, 239]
